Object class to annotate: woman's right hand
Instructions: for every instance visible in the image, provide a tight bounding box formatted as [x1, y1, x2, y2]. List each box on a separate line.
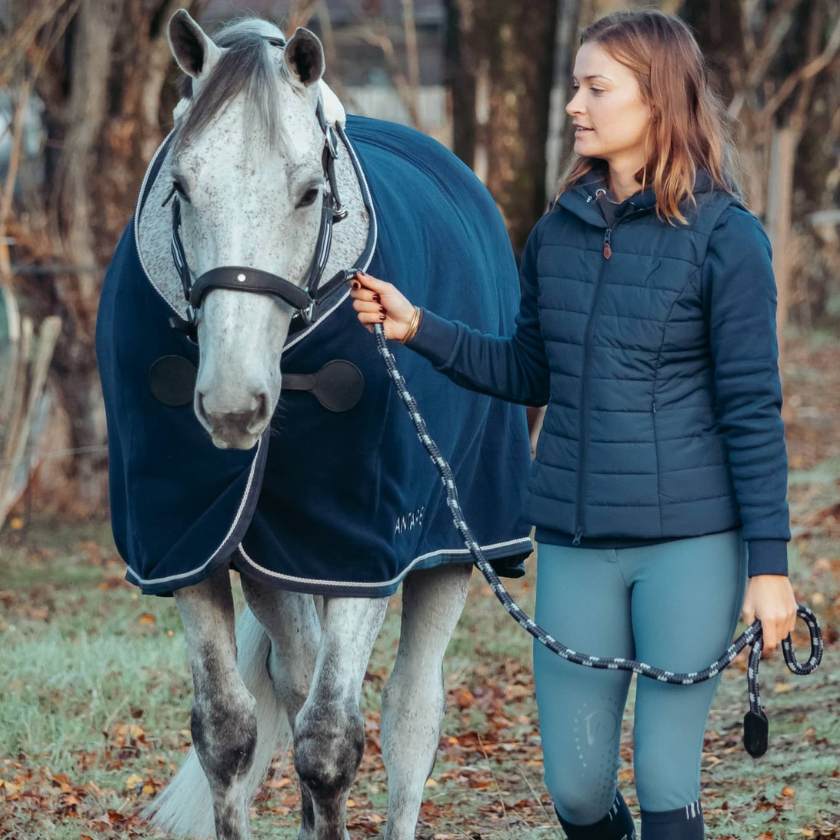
[350, 271, 417, 341]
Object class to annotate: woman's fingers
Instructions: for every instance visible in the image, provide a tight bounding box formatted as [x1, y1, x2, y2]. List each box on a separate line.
[350, 285, 379, 302]
[353, 298, 383, 313]
[349, 270, 415, 340]
[357, 310, 387, 323]
[355, 270, 391, 290]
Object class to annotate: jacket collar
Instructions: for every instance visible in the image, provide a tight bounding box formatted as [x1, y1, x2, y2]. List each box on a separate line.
[555, 168, 719, 228]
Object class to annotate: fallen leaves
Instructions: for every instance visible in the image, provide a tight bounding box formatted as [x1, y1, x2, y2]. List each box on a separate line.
[2, 336, 840, 840]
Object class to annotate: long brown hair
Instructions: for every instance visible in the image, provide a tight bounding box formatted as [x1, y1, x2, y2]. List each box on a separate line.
[557, 9, 743, 225]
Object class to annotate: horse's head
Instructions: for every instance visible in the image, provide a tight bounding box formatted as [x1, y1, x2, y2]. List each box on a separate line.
[167, 11, 337, 449]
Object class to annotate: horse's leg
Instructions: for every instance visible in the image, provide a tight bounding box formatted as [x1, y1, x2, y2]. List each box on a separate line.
[294, 595, 389, 840]
[381, 563, 472, 840]
[239, 576, 322, 839]
[174, 565, 257, 840]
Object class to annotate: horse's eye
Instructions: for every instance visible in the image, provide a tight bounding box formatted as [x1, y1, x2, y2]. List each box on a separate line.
[173, 179, 190, 203]
[296, 188, 320, 209]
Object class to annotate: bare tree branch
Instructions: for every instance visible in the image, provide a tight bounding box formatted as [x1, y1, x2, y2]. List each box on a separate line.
[0, 0, 67, 88]
[287, 0, 319, 31]
[0, 79, 30, 282]
[727, 0, 804, 119]
[401, 0, 420, 94]
[758, 9, 840, 125]
[359, 17, 423, 129]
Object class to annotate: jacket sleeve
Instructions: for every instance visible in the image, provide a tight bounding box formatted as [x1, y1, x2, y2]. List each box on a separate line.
[704, 205, 791, 577]
[405, 222, 551, 407]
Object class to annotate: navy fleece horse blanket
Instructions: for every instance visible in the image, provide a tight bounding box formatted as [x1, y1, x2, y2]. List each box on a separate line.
[96, 115, 533, 597]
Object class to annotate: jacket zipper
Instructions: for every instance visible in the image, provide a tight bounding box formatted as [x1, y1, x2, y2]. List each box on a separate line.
[573, 224, 614, 545]
[572, 199, 650, 545]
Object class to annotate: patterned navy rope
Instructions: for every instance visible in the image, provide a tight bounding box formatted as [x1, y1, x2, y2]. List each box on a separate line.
[373, 323, 823, 755]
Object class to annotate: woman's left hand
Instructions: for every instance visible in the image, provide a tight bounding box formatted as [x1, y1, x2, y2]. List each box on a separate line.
[741, 575, 798, 657]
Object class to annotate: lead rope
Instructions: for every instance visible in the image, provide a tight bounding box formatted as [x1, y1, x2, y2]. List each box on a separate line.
[372, 323, 823, 758]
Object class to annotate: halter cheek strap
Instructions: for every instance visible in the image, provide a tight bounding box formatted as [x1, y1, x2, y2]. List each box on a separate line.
[167, 98, 353, 343]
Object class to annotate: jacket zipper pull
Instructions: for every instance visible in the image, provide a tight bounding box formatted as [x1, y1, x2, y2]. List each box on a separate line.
[603, 228, 612, 260]
[573, 528, 583, 546]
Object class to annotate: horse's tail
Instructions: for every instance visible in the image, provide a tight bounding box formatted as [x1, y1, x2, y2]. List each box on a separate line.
[142, 605, 292, 839]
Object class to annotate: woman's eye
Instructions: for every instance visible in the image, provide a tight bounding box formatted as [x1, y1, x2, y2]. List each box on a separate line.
[297, 188, 320, 209]
[591, 88, 605, 95]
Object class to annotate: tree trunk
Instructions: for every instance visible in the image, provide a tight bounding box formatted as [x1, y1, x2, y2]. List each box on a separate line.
[766, 126, 797, 355]
[443, 0, 477, 169]
[546, 0, 584, 196]
[444, 0, 560, 253]
[16, 0, 207, 513]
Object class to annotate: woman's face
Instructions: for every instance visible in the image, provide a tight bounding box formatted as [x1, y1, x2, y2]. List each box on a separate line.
[566, 42, 652, 168]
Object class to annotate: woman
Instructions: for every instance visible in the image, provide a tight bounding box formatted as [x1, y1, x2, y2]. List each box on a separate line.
[351, 10, 797, 840]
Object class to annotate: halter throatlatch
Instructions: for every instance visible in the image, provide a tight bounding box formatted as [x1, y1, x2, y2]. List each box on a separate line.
[166, 97, 354, 343]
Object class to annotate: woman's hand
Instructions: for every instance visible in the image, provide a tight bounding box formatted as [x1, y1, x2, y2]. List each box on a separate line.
[741, 575, 798, 657]
[350, 271, 416, 341]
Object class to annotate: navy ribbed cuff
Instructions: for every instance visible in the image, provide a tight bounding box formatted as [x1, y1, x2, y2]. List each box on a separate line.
[405, 309, 458, 368]
[747, 539, 789, 577]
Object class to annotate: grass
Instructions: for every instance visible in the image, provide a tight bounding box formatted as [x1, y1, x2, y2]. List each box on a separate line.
[1, 517, 838, 840]
[2, 333, 840, 839]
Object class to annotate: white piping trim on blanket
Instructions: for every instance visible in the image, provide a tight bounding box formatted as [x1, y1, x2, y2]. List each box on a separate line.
[125, 436, 264, 587]
[235, 536, 534, 589]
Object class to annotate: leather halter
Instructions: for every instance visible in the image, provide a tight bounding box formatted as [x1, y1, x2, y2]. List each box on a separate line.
[166, 97, 354, 343]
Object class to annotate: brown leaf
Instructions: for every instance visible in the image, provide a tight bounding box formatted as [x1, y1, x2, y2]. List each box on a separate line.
[455, 689, 474, 709]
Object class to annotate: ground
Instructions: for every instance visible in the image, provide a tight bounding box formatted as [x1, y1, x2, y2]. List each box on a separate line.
[1, 331, 839, 840]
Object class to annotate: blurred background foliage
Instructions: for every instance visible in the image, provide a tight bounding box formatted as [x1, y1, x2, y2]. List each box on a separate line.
[0, 0, 838, 521]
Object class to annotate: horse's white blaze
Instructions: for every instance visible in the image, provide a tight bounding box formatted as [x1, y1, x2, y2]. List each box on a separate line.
[173, 43, 327, 448]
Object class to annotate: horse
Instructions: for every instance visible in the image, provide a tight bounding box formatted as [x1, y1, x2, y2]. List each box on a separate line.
[95, 11, 534, 840]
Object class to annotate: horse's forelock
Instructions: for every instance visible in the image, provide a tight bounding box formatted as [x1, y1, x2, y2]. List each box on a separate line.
[173, 17, 290, 157]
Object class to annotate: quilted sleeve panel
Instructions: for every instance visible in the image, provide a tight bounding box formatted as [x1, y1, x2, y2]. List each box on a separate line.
[703, 205, 790, 576]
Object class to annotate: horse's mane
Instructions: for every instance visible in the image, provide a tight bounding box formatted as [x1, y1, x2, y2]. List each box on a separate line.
[173, 18, 290, 156]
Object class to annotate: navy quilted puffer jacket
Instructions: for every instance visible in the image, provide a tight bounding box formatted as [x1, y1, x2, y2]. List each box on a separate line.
[408, 170, 791, 577]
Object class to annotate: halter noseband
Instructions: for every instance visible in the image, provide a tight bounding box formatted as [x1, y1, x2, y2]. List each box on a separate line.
[166, 97, 353, 342]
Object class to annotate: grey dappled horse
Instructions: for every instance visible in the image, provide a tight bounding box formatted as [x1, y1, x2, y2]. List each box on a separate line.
[141, 13, 478, 840]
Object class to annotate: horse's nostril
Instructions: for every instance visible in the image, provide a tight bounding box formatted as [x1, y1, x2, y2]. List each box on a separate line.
[254, 391, 269, 422]
[196, 392, 208, 423]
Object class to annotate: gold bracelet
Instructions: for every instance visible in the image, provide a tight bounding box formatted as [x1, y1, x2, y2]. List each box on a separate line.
[400, 306, 423, 344]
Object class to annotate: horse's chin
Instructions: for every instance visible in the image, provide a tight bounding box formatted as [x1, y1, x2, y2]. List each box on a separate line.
[209, 431, 262, 451]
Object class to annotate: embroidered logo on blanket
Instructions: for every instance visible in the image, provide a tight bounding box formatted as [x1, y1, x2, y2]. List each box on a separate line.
[395, 507, 425, 535]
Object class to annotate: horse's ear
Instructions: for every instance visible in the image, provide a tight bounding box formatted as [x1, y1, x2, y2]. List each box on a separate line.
[168, 9, 222, 80]
[284, 27, 325, 88]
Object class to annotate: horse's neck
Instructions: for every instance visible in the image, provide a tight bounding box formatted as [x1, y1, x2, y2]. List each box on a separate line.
[136, 128, 371, 317]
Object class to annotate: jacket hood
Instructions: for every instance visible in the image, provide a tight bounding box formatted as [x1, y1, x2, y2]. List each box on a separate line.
[555, 167, 727, 228]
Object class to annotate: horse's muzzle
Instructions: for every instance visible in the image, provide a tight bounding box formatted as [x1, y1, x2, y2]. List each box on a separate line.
[196, 390, 270, 449]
